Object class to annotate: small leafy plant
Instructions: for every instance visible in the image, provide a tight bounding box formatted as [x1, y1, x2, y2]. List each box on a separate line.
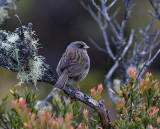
[1, 70, 160, 129]
[0, 85, 103, 129]
[112, 68, 160, 128]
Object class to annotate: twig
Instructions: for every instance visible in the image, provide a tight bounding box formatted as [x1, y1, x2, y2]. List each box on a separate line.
[135, 49, 160, 85]
[82, 1, 116, 61]
[89, 38, 108, 54]
[110, 7, 120, 20]
[39, 88, 57, 109]
[121, 29, 134, 57]
[106, 0, 117, 11]
[15, 14, 24, 38]
[105, 62, 119, 104]
[81, 1, 116, 61]
[149, 0, 160, 19]
[0, 112, 9, 129]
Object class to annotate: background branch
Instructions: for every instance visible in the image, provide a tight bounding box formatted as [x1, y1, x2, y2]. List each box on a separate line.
[82, 0, 160, 103]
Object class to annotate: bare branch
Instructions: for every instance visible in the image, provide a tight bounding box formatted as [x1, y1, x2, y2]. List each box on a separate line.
[149, 0, 160, 19]
[82, 1, 116, 61]
[110, 7, 120, 20]
[135, 49, 160, 85]
[15, 14, 24, 38]
[89, 38, 108, 54]
[106, 0, 118, 11]
[113, 19, 121, 32]
[145, 31, 160, 55]
[121, 29, 134, 57]
[98, 1, 120, 41]
[0, 112, 9, 129]
[145, 16, 154, 34]
[82, 0, 160, 106]
[90, 0, 101, 11]
[80, 1, 98, 21]
[105, 62, 119, 103]
[39, 88, 57, 108]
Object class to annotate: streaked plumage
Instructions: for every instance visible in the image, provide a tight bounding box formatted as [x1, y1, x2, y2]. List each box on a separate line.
[55, 41, 90, 89]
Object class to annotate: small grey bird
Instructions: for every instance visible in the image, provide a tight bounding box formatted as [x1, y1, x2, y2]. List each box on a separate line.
[55, 41, 90, 90]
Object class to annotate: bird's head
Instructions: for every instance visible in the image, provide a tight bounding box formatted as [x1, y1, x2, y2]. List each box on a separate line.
[67, 41, 90, 52]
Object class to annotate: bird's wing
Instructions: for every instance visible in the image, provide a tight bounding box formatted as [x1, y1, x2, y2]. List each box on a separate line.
[68, 61, 89, 77]
[54, 69, 68, 89]
[56, 53, 69, 76]
[56, 48, 90, 76]
[56, 48, 75, 76]
[67, 48, 90, 77]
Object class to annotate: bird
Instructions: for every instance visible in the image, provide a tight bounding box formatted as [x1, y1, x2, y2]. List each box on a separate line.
[55, 41, 90, 91]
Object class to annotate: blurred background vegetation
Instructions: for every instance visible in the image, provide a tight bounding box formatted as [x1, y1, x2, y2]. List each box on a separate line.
[1, 0, 160, 122]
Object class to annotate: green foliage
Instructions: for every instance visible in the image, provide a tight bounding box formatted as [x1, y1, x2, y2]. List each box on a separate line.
[0, 96, 8, 114]
[52, 92, 82, 127]
[1, 88, 38, 128]
[0, 88, 102, 129]
[2, 68, 160, 128]
[112, 68, 160, 128]
[90, 83, 103, 101]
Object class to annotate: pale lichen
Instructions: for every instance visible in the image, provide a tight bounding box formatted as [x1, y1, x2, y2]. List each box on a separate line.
[0, 0, 17, 25]
[7, 33, 19, 43]
[0, 24, 46, 89]
[17, 55, 45, 89]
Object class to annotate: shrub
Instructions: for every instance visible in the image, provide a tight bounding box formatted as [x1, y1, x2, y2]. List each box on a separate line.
[112, 68, 160, 128]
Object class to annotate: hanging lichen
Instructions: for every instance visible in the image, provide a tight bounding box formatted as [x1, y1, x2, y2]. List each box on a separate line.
[0, 23, 46, 89]
[0, 0, 18, 25]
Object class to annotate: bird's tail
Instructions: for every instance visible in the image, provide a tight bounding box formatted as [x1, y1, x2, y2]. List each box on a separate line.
[54, 69, 69, 89]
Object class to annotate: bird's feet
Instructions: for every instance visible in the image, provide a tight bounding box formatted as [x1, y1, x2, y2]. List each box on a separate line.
[77, 82, 80, 91]
[75, 83, 80, 94]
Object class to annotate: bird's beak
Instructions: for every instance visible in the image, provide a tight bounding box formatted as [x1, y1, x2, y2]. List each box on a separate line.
[84, 45, 90, 49]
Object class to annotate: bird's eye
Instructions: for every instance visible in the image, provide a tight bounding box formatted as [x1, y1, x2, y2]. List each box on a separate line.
[78, 44, 82, 48]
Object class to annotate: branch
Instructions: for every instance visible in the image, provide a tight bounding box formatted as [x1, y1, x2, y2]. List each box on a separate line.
[39, 87, 57, 108]
[121, 29, 134, 57]
[148, 0, 160, 19]
[105, 62, 119, 104]
[106, 0, 117, 11]
[82, 0, 160, 109]
[0, 112, 9, 129]
[135, 49, 160, 85]
[81, 1, 116, 61]
[64, 85, 111, 128]
[89, 38, 108, 54]
[39, 64, 111, 128]
[0, 21, 111, 128]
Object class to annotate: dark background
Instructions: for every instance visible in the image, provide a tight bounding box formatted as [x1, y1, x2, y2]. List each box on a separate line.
[1, 0, 160, 122]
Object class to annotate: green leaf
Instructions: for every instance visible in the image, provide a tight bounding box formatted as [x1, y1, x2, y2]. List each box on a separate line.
[92, 115, 100, 122]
